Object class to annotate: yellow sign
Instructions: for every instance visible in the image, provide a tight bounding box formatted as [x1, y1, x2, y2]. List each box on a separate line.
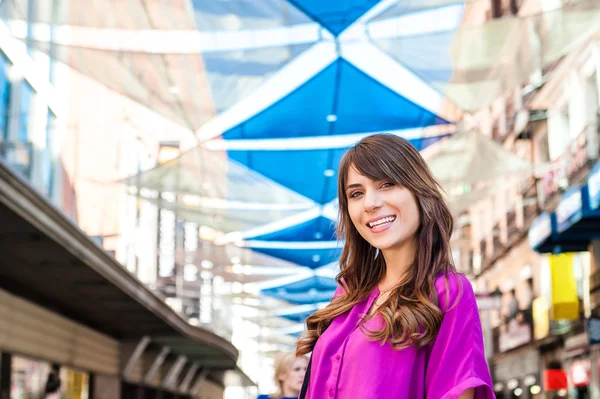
[532, 296, 550, 340]
[550, 253, 579, 321]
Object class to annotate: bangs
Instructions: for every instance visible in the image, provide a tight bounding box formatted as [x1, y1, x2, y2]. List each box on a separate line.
[339, 141, 407, 187]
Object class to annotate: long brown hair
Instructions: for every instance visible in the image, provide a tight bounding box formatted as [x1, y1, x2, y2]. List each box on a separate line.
[297, 134, 456, 355]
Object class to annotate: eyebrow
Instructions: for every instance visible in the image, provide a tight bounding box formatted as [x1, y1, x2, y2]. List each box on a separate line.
[345, 183, 362, 191]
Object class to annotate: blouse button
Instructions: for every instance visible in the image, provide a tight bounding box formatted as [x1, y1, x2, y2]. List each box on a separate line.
[335, 355, 341, 361]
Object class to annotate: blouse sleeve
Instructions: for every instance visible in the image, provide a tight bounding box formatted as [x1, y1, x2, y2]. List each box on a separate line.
[425, 273, 495, 399]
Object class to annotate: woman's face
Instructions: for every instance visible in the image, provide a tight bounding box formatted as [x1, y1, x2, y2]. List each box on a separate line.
[279, 357, 309, 395]
[345, 166, 420, 252]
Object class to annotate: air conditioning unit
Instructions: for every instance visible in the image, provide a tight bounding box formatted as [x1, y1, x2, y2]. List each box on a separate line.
[0, 140, 33, 178]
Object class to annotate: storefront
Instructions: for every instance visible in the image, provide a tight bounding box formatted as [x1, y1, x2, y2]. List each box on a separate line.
[9, 354, 90, 399]
[564, 332, 592, 399]
[528, 160, 600, 396]
[0, 158, 250, 399]
[492, 346, 541, 399]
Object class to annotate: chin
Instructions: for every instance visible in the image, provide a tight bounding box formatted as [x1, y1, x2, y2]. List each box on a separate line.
[369, 237, 405, 251]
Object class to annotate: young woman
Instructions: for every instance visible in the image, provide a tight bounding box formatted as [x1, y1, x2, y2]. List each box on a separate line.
[258, 351, 309, 399]
[296, 134, 494, 398]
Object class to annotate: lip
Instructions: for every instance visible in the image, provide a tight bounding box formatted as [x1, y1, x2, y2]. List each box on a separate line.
[366, 215, 396, 233]
[366, 214, 396, 225]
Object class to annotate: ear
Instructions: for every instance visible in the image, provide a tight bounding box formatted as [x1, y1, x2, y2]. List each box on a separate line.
[276, 371, 287, 382]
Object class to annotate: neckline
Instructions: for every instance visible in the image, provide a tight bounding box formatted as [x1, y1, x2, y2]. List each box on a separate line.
[365, 285, 383, 317]
[371, 285, 381, 298]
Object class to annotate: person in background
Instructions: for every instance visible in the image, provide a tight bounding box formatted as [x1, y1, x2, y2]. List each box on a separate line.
[257, 351, 309, 399]
[43, 364, 61, 399]
[296, 134, 494, 398]
[507, 288, 520, 322]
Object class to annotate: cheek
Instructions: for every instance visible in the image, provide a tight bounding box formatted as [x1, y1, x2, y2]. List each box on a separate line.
[347, 203, 363, 228]
[408, 202, 421, 229]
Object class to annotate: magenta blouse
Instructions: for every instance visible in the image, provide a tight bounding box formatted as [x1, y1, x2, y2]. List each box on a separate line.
[306, 273, 494, 399]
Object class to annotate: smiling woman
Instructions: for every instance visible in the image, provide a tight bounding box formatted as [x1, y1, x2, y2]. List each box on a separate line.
[296, 134, 494, 399]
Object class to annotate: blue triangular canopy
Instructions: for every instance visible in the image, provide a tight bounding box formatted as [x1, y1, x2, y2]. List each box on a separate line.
[274, 304, 323, 323]
[227, 135, 449, 203]
[287, 0, 382, 35]
[247, 217, 341, 267]
[250, 216, 336, 241]
[223, 58, 447, 140]
[250, 247, 342, 269]
[228, 148, 345, 203]
[261, 275, 337, 304]
[191, 0, 312, 30]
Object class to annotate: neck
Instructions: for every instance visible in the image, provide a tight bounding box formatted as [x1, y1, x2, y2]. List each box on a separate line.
[281, 386, 299, 398]
[379, 238, 417, 290]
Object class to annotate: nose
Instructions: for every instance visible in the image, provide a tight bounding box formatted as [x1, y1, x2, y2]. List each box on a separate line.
[363, 189, 382, 213]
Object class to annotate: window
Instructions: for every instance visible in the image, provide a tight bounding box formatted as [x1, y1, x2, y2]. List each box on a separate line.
[11, 356, 50, 399]
[0, 51, 10, 141]
[18, 81, 34, 143]
[41, 110, 57, 198]
[535, 131, 550, 165]
[584, 72, 599, 126]
[547, 104, 570, 161]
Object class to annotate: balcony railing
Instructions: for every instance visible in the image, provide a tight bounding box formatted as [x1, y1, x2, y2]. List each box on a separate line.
[470, 179, 538, 274]
[539, 125, 598, 208]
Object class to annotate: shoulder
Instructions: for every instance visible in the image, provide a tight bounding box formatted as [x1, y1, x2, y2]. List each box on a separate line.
[434, 272, 476, 312]
[333, 278, 348, 298]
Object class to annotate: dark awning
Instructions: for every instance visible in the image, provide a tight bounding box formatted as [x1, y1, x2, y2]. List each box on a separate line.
[554, 185, 600, 241]
[528, 212, 588, 254]
[0, 160, 238, 371]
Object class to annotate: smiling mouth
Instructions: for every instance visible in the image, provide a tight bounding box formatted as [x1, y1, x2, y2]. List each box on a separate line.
[367, 215, 396, 228]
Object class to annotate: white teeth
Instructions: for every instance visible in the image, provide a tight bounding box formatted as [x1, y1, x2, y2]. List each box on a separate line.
[368, 216, 396, 228]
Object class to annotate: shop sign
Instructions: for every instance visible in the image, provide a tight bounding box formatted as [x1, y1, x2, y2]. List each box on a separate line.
[589, 161, 600, 210]
[588, 317, 600, 344]
[570, 360, 590, 387]
[544, 369, 568, 391]
[533, 296, 549, 340]
[528, 213, 552, 249]
[475, 293, 502, 311]
[531, 296, 550, 339]
[158, 208, 176, 278]
[555, 187, 582, 232]
[499, 317, 532, 352]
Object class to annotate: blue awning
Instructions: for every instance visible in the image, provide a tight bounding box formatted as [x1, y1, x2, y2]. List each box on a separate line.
[589, 160, 600, 211]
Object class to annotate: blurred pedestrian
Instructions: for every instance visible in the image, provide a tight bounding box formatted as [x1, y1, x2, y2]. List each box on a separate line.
[257, 351, 308, 399]
[296, 134, 494, 398]
[43, 364, 61, 399]
[507, 288, 519, 321]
